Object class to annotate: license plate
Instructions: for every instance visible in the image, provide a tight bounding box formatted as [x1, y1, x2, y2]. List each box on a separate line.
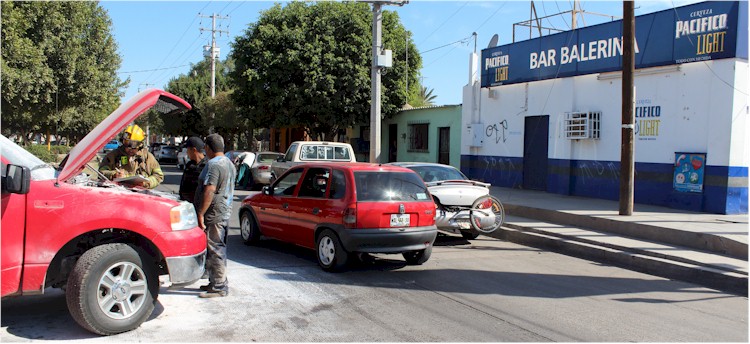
[390, 214, 410, 227]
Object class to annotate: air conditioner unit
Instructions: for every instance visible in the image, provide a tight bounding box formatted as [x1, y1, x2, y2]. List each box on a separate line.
[564, 112, 601, 140]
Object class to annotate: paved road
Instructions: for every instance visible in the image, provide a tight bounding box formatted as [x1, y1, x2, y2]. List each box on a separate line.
[2, 165, 747, 341]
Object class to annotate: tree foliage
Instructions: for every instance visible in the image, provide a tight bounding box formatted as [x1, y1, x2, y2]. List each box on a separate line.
[230, 1, 421, 141]
[1, 1, 126, 144]
[163, 58, 235, 139]
[409, 86, 438, 107]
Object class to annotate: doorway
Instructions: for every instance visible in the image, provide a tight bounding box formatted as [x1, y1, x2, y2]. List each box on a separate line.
[438, 127, 450, 165]
[388, 124, 398, 163]
[523, 115, 549, 191]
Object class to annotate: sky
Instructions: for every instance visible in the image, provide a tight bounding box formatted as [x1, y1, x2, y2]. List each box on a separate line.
[101, 0, 700, 106]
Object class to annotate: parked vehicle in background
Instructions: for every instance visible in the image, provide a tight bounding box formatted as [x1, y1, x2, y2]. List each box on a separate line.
[270, 141, 356, 182]
[226, 150, 245, 163]
[102, 139, 121, 153]
[250, 151, 284, 187]
[239, 162, 438, 271]
[0, 89, 206, 335]
[389, 162, 505, 240]
[177, 147, 189, 169]
[157, 145, 179, 163]
[149, 142, 166, 155]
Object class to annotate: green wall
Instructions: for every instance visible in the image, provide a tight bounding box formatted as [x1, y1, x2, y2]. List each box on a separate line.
[382, 105, 462, 168]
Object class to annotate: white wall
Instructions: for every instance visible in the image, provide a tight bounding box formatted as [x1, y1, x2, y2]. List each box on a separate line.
[729, 60, 749, 167]
[465, 58, 745, 167]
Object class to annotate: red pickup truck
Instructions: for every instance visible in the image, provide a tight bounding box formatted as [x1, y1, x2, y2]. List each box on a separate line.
[1, 90, 207, 335]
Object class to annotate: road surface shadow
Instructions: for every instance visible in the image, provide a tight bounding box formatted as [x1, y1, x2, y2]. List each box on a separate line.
[1, 288, 165, 340]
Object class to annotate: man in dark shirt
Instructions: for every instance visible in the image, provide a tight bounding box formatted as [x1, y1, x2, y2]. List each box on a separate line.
[178, 137, 207, 203]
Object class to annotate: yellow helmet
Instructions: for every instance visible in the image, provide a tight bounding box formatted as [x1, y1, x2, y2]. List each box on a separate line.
[122, 124, 145, 143]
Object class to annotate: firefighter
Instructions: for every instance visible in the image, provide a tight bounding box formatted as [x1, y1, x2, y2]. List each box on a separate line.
[99, 124, 164, 189]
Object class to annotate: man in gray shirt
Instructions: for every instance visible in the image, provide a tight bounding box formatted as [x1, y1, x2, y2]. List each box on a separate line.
[195, 133, 236, 298]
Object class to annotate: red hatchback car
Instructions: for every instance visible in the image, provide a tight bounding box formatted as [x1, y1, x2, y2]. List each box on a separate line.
[238, 162, 438, 271]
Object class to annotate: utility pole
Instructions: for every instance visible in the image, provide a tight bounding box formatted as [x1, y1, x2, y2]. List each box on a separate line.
[620, 1, 635, 215]
[199, 13, 229, 99]
[138, 83, 154, 146]
[361, 0, 408, 163]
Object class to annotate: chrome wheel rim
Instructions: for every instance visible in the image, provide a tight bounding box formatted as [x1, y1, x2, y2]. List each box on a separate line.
[318, 236, 335, 266]
[241, 215, 251, 240]
[97, 262, 147, 320]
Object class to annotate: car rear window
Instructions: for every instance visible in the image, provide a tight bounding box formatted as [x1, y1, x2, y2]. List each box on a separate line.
[408, 165, 467, 182]
[300, 145, 351, 161]
[258, 153, 279, 163]
[354, 171, 430, 202]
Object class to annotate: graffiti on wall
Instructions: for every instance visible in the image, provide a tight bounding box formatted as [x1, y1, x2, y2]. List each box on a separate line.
[485, 120, 509, 144]
[480, 155, 519, 181]
[577, 161, 621, 185]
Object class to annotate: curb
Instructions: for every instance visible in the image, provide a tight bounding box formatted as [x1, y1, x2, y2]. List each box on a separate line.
[504, 203, 748, 259]
[485, 225, 748, 296]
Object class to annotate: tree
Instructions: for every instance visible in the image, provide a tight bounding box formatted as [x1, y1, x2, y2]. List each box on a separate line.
[164, 58, 233, 139]
[409, 85, 438, 107]
[230, 1, 421, 141]
[1, 1, 126, 144]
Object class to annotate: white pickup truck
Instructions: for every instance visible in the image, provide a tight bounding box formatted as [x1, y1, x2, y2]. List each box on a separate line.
[270, 141, 356, 181]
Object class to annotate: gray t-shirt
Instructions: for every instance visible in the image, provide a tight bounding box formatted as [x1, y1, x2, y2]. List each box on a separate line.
[195, 155, 236, 224]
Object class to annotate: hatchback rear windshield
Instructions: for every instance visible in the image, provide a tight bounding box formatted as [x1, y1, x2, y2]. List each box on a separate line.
[354, 171, 430, 202]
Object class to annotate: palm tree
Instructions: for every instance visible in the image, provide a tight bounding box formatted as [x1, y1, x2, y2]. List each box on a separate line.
[408, 86, 438, 107]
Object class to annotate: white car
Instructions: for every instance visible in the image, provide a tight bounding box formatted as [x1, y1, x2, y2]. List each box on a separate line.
[389, 162, 504, 240]
[177, 147, 188, 169]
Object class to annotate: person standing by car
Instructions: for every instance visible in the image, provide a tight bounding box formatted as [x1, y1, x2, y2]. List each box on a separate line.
[194, 133, 236, 298]
[178, 137, 207, 203]
[234, 151, 254, 189]
[99, 124, 164, 189]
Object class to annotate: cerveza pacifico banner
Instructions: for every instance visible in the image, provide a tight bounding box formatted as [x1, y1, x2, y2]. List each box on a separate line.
[481, 1, 746, 87]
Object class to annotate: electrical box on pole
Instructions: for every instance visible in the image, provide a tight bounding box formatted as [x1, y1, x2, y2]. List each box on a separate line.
[377, 50, 393, 67]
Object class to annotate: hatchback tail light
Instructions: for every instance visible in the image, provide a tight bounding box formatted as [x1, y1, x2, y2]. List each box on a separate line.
[343, 205, 357, 228]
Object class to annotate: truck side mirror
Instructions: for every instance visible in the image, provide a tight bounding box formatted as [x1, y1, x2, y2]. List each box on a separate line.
[2, 164, 31, 195]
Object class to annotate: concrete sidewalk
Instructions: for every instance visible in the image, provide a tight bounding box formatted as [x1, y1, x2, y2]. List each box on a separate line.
[485, 186, 749, 296]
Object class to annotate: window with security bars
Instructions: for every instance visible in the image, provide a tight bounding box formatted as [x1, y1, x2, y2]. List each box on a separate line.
[564, 112, 601, 139]
[408, 123, 429, 152]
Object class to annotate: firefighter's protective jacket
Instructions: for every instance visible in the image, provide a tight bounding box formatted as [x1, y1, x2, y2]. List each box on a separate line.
[99, 146, 164, 189]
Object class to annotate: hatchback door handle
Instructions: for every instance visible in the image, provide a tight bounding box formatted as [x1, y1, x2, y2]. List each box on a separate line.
[282, 203, 288, 209]
[312, 208, 320, 215]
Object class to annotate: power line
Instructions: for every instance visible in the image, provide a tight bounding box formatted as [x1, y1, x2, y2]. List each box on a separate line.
[421, 35, 473, 54]
[418, 2, 468, 46]
[118, 64, 192, 74]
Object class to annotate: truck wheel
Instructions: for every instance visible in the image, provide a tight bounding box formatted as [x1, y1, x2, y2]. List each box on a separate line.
[316, 229, 348, 272]
[66, 243, 158, 335]
[402, 246, 432, 265]
[240, 212, 260, 245]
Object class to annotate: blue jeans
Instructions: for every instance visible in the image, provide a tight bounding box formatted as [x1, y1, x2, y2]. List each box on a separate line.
[205, 220, 229, 291]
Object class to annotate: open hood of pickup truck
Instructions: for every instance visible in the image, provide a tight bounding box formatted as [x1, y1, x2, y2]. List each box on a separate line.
[58, 89, 191, 183]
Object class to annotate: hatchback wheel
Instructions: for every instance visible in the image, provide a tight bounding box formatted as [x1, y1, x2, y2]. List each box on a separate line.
[240, 212, 260, 245]
[403, 246, 432, 265]
[316, 229, 348, 272]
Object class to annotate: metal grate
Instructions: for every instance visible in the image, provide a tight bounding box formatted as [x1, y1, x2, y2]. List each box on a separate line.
[564, 112, 601, 140]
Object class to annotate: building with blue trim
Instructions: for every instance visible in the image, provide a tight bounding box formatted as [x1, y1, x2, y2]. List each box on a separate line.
[461, 1, 748, 214]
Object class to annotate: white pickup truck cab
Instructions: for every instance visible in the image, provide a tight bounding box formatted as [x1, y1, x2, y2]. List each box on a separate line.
[271, 141, 356, 181]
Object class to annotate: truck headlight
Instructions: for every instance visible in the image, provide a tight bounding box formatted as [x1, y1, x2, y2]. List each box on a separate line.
[170, 202, 198, 231]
